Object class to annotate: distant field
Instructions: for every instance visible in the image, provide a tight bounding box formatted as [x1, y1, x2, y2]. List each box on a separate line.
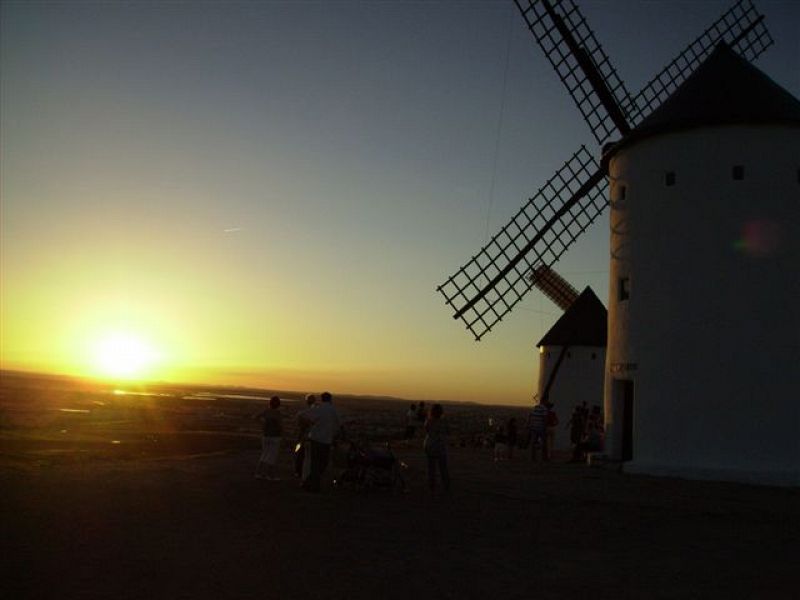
[0, 370, 529, 466]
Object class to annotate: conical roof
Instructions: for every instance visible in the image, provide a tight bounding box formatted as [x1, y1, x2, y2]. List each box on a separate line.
[536, 286, 607, 348]
[611, 43, 800, 154]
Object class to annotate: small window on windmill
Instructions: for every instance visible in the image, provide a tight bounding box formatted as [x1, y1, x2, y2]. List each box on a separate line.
[732, 165, 745, 180]
[665, 171, 676, 187]
[618, 276, 630, 301]
[617, 185, 627, 200]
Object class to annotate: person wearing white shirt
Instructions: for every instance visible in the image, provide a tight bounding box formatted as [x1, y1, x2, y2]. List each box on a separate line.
[298, 391, 341, 492]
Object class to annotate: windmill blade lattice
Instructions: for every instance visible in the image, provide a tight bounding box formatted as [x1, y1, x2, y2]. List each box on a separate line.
[514, 0, 634, 145]
[627, 0, 773, 125]
[437, 146, 606, 341]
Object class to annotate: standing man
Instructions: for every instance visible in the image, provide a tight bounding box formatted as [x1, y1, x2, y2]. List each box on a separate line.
[567, 405, 586, 462]
[298, 391, 341, 492]
[404, 403, 417, 440]
[527, 397, 549, 462]
[294, 394, 317, 479]
[545, 400, 559, 461]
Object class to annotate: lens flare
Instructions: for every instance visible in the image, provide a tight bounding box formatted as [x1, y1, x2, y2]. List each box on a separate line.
[734, 219, 783, 257]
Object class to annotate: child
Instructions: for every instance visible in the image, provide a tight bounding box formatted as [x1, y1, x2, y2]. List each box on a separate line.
[255, 396, 282, 481]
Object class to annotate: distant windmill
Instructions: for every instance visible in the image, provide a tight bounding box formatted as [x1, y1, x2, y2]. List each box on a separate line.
[529, 267, 607, 453]
[438, 1, 800, 484]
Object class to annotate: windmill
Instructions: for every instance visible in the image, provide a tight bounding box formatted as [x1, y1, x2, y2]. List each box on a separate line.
[436, 0, 772, 341]
[529, 267, 607, 452]
[438, 1, 800, 484]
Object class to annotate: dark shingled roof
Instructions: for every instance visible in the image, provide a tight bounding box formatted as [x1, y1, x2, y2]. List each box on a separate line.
[609, 43, 800, 155]
[536, 286, 607, 348]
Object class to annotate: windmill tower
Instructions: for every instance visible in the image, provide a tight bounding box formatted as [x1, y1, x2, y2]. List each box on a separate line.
[437, 1, 799, 484]
[604, 44, 800, 484]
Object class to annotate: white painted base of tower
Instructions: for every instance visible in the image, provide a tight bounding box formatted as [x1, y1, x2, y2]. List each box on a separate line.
[622, 462, 799, 487]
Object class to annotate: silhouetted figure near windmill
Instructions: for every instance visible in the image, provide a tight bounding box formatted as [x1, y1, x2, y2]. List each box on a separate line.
[528, 399, 548, 462]
[545, 400, 559, 460]
[567, 406, 587, 462]
[423, 404, 450, 493]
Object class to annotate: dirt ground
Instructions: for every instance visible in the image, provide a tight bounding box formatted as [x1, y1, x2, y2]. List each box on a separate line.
[2, 443, 798, 600]
[1, 373, 798, 599]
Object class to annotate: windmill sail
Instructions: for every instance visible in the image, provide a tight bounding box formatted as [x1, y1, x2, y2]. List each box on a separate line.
[514, 0, 633, 144]
[436, 146, 605, 341]
[438, 0, 774, 341]
[627, 0, 773, 126]
[528, 266, 579, 311]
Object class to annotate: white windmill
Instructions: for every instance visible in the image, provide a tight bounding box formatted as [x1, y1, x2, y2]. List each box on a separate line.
[437, 0, 798, 484]
[529, 267, 606, 452]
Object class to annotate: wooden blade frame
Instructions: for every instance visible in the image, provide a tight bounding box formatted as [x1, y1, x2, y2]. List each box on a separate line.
[627, 0, 773, 126]
[514, 0, 633, 145]
[528, 266, 579, 311]
[437, 147, 606, 341]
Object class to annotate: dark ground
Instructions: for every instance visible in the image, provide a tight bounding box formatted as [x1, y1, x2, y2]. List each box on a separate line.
[1, 371, 798, 599]
[2, 446, 799, 599]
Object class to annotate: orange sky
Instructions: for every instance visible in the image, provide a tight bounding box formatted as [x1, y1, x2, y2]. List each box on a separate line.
[2, 1, 797, 405]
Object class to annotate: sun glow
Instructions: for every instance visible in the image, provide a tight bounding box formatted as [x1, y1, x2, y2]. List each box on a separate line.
[91, 333, 160, 379]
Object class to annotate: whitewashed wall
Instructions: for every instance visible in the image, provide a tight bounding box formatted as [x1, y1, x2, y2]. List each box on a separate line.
[537, 345, 605, 450]
[605, 125, 800, 485]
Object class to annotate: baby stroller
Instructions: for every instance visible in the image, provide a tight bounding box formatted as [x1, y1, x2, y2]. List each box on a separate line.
[333, 437, 406, 493]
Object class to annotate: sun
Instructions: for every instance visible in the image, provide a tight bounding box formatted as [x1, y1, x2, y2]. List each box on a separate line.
[91, 333, 159, 379]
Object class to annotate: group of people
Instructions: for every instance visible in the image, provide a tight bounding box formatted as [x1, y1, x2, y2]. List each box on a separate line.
[566, 402, 605, 462]
[404, 401, 450, 492]
[488, 399, 604, 463]
[526, 398, 559, 462]
[255, 394, 452, 494]
[403, 401, 428, 440]
[253, 391, 342, 493]
[254, 392, 606, 494]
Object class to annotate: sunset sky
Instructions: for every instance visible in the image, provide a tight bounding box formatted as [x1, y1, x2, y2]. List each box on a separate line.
[2, 1, 798, 404]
